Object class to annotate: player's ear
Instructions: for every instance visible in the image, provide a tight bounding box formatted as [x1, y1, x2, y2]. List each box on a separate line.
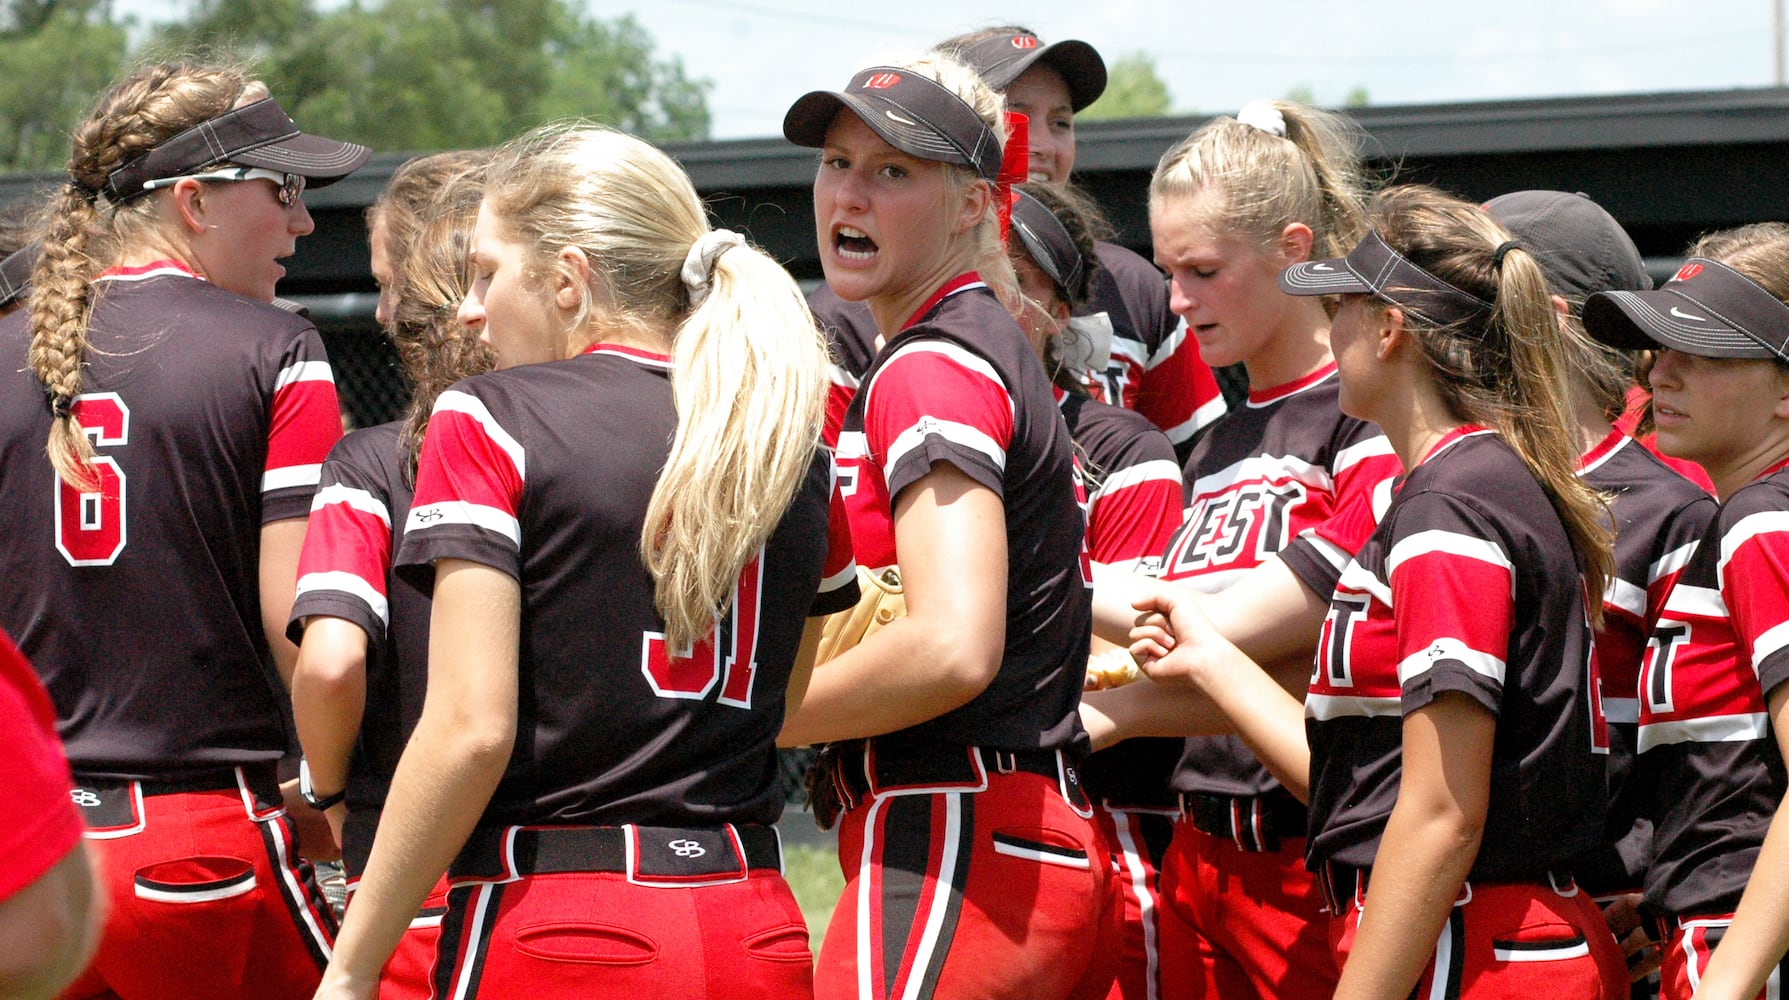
[1276, 222, 1315, 266]
[552, 246, 591, 311]
[1376, 304, 1407, 361]
[955, 178, 992, 236]
[169, 178, 209, 235]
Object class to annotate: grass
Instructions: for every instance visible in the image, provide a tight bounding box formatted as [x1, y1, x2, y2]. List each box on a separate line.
[784, 841, 846, 956]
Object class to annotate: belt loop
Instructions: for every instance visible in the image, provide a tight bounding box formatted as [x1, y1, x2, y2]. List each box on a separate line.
[1547, 871, 1579, 898]
[993, 750, 1017, 774]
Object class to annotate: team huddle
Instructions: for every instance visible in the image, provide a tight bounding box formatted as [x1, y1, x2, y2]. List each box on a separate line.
[1, 22, 1788, 1000]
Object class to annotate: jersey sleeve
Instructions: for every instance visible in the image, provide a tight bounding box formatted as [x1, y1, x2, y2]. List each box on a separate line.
[262, 328, 343, 523]
[863, 338, 1013, 502]
[394, 387, 527, 588]
[1135, 318, 1226, 456]
[1651, 495, 1719, 632]
[1085, 427, 1182, 571]
[1387, 492, 1514, 715]
[0, 633, 83, 904]
[287, 440, 395, 645]
[813, 453, 862, 617]
[1717, 503, 1789, 698]
[1280, 423, 1401, 599]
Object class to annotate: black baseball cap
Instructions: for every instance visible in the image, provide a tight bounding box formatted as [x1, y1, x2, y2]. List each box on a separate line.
[1483, 191, 1650, 311]
[1584, 257, 1789, 363]
[1279, 230, 1493, 328]
[0, 243, 35, 310]
[953, 31, 1107, 111]
[784, 67, 1002, 181]
[1009, 189, 1086, 297]
[103, 98, 370, 205]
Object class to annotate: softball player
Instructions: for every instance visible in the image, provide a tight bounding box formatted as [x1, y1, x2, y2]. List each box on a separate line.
[1011, 182, 1184, 1000]
[314, 124, 856, 1000]
[779, 58, 1119, 999]
[0, 62, 367, 999]
[1581, 224, 1789, 1000]
[1136, 184, 1631, 998]
[289, 151, 492, 999]
[812, 28, 1226, 460]
[1100, 99, 1395, 1000]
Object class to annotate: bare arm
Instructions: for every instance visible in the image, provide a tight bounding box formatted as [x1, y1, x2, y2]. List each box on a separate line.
[1332, 693, 1492, 1000]
[783, 617, 826, 729]
[314, 560, 519, 999]
[0, 844, 105, 1000]
[1682, 682, 1789, 1000]
[291, 616, 370, 850]
[779, 464, 1006, 747]
[1092, 556, 1328, 667]
[260, 517, 308, 687]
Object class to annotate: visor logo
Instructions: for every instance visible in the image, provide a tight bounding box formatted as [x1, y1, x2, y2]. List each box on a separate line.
[884, 109, 919, 127]
[1668, 307, 1708, 322]
[1011, 35, 1038, 49]
[863, 73, 902, 90]
[1674, 263, 1704, 282]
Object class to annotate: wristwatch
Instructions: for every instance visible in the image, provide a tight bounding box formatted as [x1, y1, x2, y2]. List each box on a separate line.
[298, 758, 346, 811]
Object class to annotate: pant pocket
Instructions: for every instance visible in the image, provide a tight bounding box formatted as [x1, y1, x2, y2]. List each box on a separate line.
[513, 921, 660, 966]
[133, 855, 258, 904]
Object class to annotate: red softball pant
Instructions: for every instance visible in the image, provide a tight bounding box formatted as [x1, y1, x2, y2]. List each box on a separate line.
[814, 767, 1120, 1000]
[1093, 806, 1176, 1000]
[1658, 912, 1789, 1000]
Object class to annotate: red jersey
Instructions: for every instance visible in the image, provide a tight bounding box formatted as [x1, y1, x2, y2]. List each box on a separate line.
[1305, 429, 1607, 879]
[395, 344, 857, 828]
[1636, 459, 1789, 917]
[0, 630, 82, 903]
[0, 261, 341, 778]
[288, 422, 431, 813]
[1160, 363, 1400, 798]
[833, 275, 1092, 753]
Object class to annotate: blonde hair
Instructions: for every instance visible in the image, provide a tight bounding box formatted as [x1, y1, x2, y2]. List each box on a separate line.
[1150, 99, 1368, 261]
[385, 153, 496, 483]
[898, 54, 1019, 312]
[1369, 185, 1614, 621]
[29, 61, 266, 490]
[1689, 223, 1789, 305]
[483, 123, 831, 651]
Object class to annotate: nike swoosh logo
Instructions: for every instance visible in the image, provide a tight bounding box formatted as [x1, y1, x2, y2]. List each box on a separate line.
[1669, 306, 1707, 322]
[1311, 263, 1335, 272]
[884, 109, 918, 126]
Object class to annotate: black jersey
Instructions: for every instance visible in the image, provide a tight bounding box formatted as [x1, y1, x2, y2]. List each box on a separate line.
[1304, 429, 1607, 880]
[287, 422, 431, 812]
[0, 261, 341, 779]
[1636, 459, 1789, 917]
[1160, 364, 1399, 799]
[834, 274, 1092, 753]
[1574, 431, 1717, 893]
[395, 344, 858, 828]
[1057, 389, 1186, 806]
[809, 243, 1226, 458]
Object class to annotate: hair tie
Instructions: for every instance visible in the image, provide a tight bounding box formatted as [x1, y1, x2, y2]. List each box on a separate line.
[1235, 100, 1287, 138]
[68, 178, 100, 204]
[682, 229, 745, 308]
[45, 391, 72, 420]
[1492, 240, 1520, 269]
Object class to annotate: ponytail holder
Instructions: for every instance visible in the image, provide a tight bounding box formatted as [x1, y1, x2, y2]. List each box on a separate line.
[996, 111, 1031, 242]
[1492, 240, 1520, 269]
[68, 178, 100, 203]
[681, 229, 746, 307]
[45, 391, 72, 419]
[1235, 100, 1287, 138]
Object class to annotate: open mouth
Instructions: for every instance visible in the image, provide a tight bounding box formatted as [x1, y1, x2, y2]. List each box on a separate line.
[1028, 170, 1052, 183]
[835, 226, 878, 261]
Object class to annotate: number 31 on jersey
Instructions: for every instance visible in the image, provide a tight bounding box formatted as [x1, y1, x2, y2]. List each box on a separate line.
[640, 554, 764, 709]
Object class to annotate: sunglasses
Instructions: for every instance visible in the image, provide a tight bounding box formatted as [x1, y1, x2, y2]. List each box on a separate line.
[141, 166, 306, 207]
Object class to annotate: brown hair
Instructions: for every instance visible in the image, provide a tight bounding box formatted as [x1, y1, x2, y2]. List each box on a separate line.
[1150, 99, 1368, 262]
[383, 153, 496, 483]
[1369, 184, 1614, 619]
[1012, 180, 1105, 393]
[28, 61, 265, 489]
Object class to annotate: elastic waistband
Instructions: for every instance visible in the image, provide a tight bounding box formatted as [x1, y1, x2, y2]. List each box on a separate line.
[1181, 790, 1307, 853]
[1317, 860, 1579, 915]
[449, 823, 783, 888]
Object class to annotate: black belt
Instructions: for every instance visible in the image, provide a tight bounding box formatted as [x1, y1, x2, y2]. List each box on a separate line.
[449, 823, 782, 887]
[837, 740, 1085, 803]
[69, 763, 281, 835]
[1182, 791, 1308, 853]
[1318, 860, 1579, 915]
[72, 763, 276, 798]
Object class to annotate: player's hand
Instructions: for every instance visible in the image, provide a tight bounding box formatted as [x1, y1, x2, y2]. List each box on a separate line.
[1129, 584, 1239, 691]
[325, 803, 347, 852]
[312, 967, 379, 1000]
[281, 778, 344, 864]
[1600, 892, 1660, 983]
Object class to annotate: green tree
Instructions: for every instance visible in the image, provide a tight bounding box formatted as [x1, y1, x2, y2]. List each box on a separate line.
[1080, 52, 1172, 121]
[154, 0, 710, 152]
[0, 0, 130, 171]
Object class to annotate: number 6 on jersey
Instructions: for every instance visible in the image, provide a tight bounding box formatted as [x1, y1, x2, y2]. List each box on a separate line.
[55, 392, 130, 567]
